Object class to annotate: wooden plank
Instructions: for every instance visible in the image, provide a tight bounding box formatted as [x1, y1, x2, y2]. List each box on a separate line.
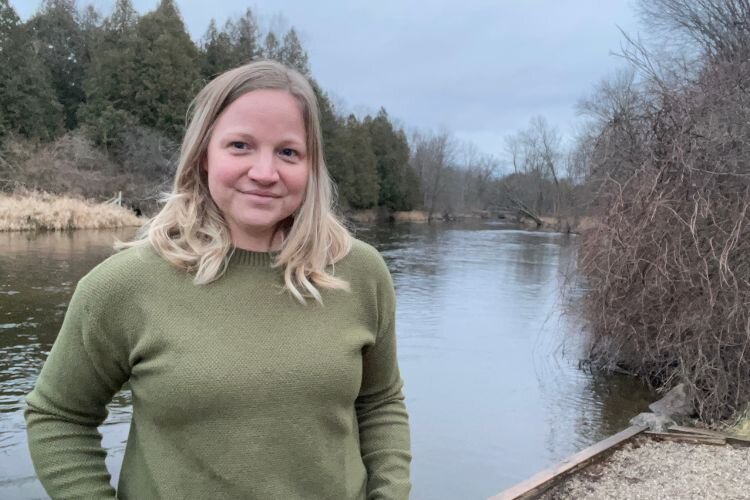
[669, 425, 750, 447]
[645, 431, 726, 446]
[488, 425, 647, 500]
[668, 425, 727, 438]
[726, 436, 750, 448]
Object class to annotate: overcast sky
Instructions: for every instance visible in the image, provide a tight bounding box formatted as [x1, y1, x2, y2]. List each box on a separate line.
[14, 0, 642, 162]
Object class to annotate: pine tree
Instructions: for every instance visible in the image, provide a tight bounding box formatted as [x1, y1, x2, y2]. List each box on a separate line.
[109, 0, 139, 32]
[366, 108, 419, 210]
[228, 8, 260, 64]
[201, 19, 235, 79]
[131, 0, 201, 138]
[262, 31, 281, 61]
[78, 0, 140, 148]
[27, 0, 86, 130]
[310, 82, 350, 206]
[314, 83, 340, 165]
[280, 28, 309, 75]
[0, 0, 63, 140]
[336, 115, 379, 209]
[78, 4, 102, 67]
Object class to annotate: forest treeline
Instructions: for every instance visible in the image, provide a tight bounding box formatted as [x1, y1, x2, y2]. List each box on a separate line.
[0, 0, 413, 212]
[0, 0, 575, 218]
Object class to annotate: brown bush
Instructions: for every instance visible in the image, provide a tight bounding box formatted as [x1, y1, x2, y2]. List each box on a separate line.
[0, 132, 125, 198]
[0, 127, 176, 215]
[579, 34, 750, 421]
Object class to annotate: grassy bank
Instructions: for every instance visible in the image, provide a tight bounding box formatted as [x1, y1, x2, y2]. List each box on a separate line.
[0, 192, 143, 231]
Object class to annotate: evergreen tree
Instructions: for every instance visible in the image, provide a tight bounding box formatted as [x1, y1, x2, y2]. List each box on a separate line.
[78, 4, 102, 67]
[315, 85, 339, 157]
[311, 82, 352, 208]
[262, 31, 281, 61]
[366, 108, 419, 210]
[27, 0, 86, 130]
[131, 0, 200, 138]
[201, 19, 235, 79]
[228, 8, 260, 64]
[78, 0, 140, 148]
[0, 0, 63, 140]
[109, 0, 139, 32]
[332, 115, 379, 209]
[280, 28, 309, 75]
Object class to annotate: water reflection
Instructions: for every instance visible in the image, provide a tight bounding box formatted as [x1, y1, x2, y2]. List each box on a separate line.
[0, 229, 137, 499]
[357, 222, 652, 499]
[0, 223, 652, 500]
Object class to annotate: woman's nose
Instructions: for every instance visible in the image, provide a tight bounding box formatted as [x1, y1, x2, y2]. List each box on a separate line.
[247, 150, 279, 184]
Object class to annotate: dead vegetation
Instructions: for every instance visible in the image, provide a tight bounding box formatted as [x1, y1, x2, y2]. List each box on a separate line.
[578, 0, 750, 422]
[0, 128, 176, 215]
[0, 190, 142, 231]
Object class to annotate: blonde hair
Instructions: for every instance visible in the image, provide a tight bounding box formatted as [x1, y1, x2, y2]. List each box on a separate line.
[119, 60, 352, 303]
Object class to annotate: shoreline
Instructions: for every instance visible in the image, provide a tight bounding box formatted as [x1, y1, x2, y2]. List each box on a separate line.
[494, 425, 750, 500]
[0, 192, 143, 231]
[346, 208, 590, 234]
[1, 193, 588, 235]
[540, 436, 750, 499]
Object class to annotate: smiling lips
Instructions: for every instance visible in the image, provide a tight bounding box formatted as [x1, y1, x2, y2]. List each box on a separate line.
[239, 189, 281, 199]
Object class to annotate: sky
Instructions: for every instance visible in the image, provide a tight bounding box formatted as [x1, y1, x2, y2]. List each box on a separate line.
[13, 0, 642, 163]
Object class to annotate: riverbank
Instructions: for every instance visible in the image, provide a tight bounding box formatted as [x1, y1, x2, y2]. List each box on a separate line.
[0, 192, 142, 231]
[347, 208, 591, 233]
[541, 437, 750, 499]
[2, 192, 590, 235]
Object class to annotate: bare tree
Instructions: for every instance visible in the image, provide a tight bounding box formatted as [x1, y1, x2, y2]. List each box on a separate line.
[410, 130, 456, 220]
[639, 0, 750, 61]
[503, 116, 564, 216]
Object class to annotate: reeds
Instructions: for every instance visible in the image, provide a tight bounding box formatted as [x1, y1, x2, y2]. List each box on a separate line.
[0, 191, 142, 231]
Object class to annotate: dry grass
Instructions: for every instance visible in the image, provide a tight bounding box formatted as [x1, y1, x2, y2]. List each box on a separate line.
[0, 191, 143, 231]
[392, 210, 429, 222]
[346, 209, 379, 223]
[727, 407, 750, 438]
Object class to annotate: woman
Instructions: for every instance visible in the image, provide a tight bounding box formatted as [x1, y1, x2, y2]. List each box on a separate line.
[25, 61, 411, 499]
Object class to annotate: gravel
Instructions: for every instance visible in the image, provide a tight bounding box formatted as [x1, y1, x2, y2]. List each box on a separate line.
[542, 437, 750, 500]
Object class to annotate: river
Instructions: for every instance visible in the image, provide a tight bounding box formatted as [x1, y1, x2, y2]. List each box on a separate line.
[0, 221, 652, 499]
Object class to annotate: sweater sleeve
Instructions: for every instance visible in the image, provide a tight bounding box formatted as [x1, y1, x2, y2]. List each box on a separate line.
[25, 273, 132, 500]
[356, 258, 412, 500]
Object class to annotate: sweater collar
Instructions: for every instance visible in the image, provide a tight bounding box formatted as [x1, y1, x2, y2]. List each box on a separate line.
[229, 247, 278, 267]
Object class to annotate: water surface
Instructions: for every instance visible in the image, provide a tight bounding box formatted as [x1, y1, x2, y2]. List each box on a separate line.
[0, 223, 652, 499]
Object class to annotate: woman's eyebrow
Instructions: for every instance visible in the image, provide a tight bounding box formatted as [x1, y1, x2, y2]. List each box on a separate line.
[220, 130, 304, 145]
[221, 130, 256, 139]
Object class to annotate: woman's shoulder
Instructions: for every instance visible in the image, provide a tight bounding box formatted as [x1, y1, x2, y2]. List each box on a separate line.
[337, 237, 392, 286]
[342, 238, 386, 268]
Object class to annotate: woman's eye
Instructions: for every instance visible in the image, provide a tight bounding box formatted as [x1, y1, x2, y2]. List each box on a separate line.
[229, 141, 247, 150]
[280, 148, 299, 158]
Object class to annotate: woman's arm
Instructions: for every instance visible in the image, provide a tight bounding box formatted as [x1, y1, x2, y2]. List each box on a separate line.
[25, 275, 131, 499]
[356, 263, 412, 500]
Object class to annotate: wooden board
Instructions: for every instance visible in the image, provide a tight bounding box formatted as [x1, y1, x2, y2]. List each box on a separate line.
[669, 425, 750, 447]
[726, 436, 750, 448]
[668, 425, 727, 437]
[488, 425, 647, 500]
[645, 431, 726, 446]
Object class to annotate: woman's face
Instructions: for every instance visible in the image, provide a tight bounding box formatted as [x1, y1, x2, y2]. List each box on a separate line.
[204, 89, 310, 251]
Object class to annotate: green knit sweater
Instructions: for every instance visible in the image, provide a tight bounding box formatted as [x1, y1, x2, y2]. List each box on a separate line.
[25, 239, 411, 499]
